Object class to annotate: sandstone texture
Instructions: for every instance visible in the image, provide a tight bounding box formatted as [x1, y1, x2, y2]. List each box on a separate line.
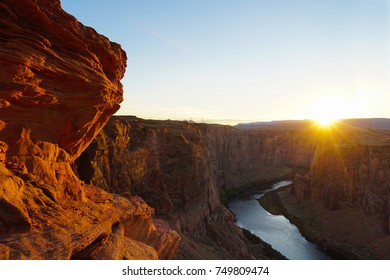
[0, 0, 179, 259]
[0, 0, 126, 160]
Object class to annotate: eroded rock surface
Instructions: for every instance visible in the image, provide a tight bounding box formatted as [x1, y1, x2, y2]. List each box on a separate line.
[0, 0, 179, 260]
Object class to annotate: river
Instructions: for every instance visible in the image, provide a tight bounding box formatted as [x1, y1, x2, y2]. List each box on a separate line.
[228, 180, 332, 260]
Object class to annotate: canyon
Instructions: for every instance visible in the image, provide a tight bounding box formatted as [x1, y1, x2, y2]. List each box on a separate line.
[258, 125, 390, 259]
[75, 116, 310, 259]
[0, 0, 296, 260]
[1, 0, 390, 260]
[77, 116, 390, 259]
[288, 138, 390, 259]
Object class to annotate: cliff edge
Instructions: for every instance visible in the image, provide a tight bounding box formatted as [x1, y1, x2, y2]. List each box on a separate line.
[0, 0, 179, 259]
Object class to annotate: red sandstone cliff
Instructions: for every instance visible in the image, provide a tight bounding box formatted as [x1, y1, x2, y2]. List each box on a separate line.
[0, 0, 179, 259]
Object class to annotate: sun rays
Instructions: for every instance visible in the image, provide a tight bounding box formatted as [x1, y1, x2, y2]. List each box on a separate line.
[304, 95, 364, 130]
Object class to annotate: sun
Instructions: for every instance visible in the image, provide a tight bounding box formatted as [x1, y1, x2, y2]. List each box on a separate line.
[305, 95, 349, 128]
[315, 116, 337, 127]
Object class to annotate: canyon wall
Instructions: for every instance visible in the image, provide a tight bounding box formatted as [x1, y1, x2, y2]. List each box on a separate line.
[78, 116, 312, 259]
[0, 0, 179, 259]
[291, 142, 390, 258]
[293, 144, 390, 214]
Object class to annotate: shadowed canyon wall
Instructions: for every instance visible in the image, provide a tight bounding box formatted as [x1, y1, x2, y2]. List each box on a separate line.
[291, 141, 390, 258]
[0, 0, 179, 260]
[294, 145, 390, 214]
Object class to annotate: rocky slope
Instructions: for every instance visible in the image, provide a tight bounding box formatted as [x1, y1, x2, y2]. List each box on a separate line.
[0, 0, 179, 259]
[290, 138, 390, 258]
[77, 116, 314, 259]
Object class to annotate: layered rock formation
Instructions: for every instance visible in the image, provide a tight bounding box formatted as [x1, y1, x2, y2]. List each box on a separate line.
[77, 116, 312, 259]
[294, 145, 390, 213]
[289, 137, 390, 258]
[0, 0, 179, 259]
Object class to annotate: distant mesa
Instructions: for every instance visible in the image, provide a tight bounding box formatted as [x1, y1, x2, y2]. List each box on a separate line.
[236, 118, 390, 131]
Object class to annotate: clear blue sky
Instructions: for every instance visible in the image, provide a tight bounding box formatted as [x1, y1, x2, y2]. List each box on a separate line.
[61, 0, 389, 124]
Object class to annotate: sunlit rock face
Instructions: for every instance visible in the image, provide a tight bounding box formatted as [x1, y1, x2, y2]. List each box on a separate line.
[0, 0, 126, 160]
[0, 0, 179, 260]
[0, 0, 128, 201]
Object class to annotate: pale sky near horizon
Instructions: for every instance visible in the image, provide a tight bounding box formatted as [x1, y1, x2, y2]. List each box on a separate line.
[61, 0, 389, 125]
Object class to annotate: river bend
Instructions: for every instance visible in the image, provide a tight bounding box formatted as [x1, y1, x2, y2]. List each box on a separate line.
[228, 180, 332, 260]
